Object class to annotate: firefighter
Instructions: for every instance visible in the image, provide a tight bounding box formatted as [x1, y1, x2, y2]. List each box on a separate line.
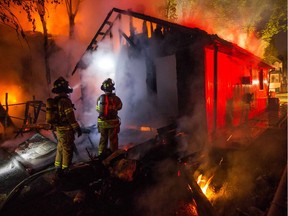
[50, 76, 82, 178]
[96, 78, 122, 156]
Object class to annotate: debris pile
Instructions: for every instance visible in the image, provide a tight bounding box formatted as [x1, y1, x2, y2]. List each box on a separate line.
[0, 121, 287, 216]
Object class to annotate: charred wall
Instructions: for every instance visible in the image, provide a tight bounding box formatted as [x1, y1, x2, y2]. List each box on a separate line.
[142, 26, 211, 134]
[175, 43, 208, 131]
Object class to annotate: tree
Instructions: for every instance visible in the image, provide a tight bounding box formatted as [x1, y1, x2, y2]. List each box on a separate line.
[0, 0, 62, 85]
[259, 0, 287, 65]
[36, 1, 52, 84]
[63, 0, 83, 78]
[160, 0, 286, 63]
[259, 0, 287, 43]
[0, 2, 26, 39]
[263, 39, 280, 64]
[0, 0, 86, 82]
[159, 0, 178, 21]
[64, 0, 82, 39]
[0, 1, 62, 36]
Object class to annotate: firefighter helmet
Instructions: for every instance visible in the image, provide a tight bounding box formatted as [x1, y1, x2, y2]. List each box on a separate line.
[101, 78, 115, 92]
[52, 76, 73, 94]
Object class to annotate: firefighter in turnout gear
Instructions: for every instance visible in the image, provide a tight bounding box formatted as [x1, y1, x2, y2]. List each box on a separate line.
[48, 76, 82, 178]
[96, 78, 122, 156]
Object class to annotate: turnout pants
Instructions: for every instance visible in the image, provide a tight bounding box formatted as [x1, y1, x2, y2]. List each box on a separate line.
[54, 129, 75, 169]
[98, 126, 119, 155]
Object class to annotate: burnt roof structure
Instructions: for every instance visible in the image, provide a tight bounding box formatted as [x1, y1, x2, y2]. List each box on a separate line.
[72, 7, 273, 75]
[72, 8, 273, 137]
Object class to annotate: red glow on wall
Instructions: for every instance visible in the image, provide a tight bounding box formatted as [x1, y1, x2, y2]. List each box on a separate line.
[205, 48, 214, 134]
[204, 45, 270, 134]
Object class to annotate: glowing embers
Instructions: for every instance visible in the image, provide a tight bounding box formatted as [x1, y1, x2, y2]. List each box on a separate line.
[139, 126, 153, 132]
[176, 200, 199, 216]
[125, 124, 156, 132]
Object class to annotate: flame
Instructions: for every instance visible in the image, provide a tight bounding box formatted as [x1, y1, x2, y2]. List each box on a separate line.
[196, 174, 214, 200]
[0, 85, 27, 127]
[0, 85, 23, 105]
[125, 125, 155, 132]
[11, 3, 68, 35]
[9, 1, 267, 58]
[140, 126, 152, 132]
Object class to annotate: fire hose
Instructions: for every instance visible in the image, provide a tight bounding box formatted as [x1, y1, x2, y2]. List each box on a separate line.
[0, 166, 56, 213]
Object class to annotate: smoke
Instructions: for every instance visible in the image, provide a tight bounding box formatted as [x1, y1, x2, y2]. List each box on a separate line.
[66, 0, 277, 147]
[73, 0, 275, 57]
[135, 158, 189, 215]
[175, 0, 272, 56]
[0, 0, 279, 131]
[0, 2, 285, 213]
[78, 39, 171, 145]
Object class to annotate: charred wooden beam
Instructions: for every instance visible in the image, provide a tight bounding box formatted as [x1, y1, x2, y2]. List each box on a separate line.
[23, 101, 45, 125]
[71, 12, 121, 75]
[0, 103, 15, 129]
[180, 166, 216, 216]
[112, 8, 206, 36]
[71, 7, 207, 75]
[118, 29, 137, 49]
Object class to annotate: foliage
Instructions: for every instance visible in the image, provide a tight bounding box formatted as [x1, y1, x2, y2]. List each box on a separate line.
[161, 0, 286, 41]
[160, 0, 287, 64]
[263, 39, 280, 64]
[259, 0, 287, 64]
[0, 0, 62, 37]
[260, 0, 287, 43]
[159, 0, 178, 21]
[0, 2, 25, 38]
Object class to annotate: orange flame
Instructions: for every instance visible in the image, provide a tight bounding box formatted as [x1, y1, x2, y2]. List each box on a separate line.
[125, 125, 155, 132]
[196, 174, 214, 200]
[140, 126, 152, 132]
[0, 85, 23, 105]
[0, 85, 27, 127]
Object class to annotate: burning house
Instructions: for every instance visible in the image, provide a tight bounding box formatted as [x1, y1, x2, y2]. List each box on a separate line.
[0, 7, 286, 216]
[73, 8, 274, 142]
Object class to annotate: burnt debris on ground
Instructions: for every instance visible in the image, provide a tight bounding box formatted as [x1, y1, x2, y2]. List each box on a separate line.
[0, 113, 287, 216]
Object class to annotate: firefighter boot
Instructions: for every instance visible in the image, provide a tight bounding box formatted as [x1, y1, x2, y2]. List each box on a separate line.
[50, 168, 63, 185]
[61, 168, 70, 178]
[57, 167, 63, 175]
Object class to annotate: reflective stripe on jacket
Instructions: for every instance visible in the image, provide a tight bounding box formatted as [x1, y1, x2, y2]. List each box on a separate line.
[56, 125, 74, 131]
[97, 118, 120, 128]
[55, 95, 80, 131]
